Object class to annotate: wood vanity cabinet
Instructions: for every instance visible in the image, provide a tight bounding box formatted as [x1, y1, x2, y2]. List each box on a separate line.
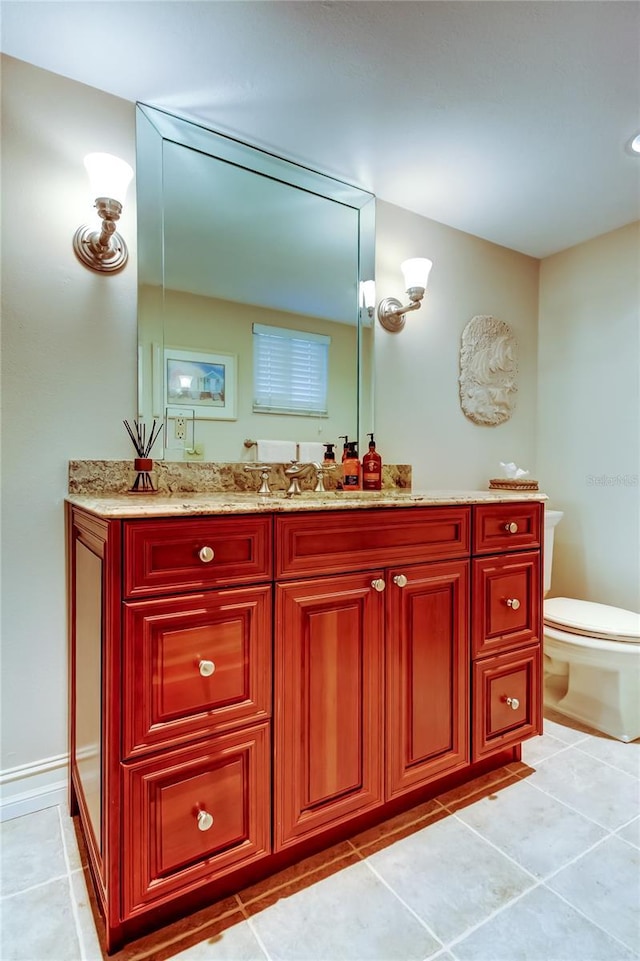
[470, 502, 543, 759]
[67, 497, 543, 951]
[274, 507, 470, 847]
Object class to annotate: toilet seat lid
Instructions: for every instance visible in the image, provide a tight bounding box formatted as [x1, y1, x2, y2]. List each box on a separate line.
[544, 597, 640, 643]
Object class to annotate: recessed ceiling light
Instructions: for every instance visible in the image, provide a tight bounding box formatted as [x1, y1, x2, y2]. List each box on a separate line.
[631, 134, 640, 154]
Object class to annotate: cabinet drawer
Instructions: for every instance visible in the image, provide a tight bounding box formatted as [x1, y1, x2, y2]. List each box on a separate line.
[123, 586, 271, 757]
[472, 503, 542, 555]
[472, 646, 541, 760]
[275, 506, 470, 579]
[472, 551, 541, 658]
[123, 724, 271, 916]
[124, 516, 272, 597]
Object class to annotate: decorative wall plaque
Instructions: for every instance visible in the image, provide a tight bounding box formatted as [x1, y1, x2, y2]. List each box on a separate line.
[459, 315, 518, 426]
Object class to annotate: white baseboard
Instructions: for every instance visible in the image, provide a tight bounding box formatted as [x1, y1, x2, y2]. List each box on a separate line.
[0, 753, 69, 822]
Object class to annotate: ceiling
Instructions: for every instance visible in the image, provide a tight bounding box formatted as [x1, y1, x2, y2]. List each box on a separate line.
[2, 0, 639, 258]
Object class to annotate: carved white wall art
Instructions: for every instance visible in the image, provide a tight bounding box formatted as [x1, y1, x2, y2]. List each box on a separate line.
[459, 315, 518, 426]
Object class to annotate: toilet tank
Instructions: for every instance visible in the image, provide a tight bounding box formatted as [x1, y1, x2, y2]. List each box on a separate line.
[544, 509, 564, 595]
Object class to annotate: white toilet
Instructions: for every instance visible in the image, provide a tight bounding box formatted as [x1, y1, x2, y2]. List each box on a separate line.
[543, 509, 640, 742]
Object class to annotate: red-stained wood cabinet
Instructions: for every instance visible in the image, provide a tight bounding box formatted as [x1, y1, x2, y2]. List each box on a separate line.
[67, 498, 542, 952]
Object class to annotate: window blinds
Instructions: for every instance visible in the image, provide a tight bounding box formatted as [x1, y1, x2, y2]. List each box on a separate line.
[253, 323, 330, 416]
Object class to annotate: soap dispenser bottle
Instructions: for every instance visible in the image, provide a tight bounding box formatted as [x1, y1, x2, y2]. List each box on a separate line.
[323, 442, 336, 465]
[362, 433, 382, 491]
[338, 435, 349, 462]
[342, 441, 361, 491]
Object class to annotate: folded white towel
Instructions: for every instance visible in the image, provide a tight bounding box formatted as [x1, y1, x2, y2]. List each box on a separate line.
[297, 442, 326, 463]
[256, 439, 297, 463]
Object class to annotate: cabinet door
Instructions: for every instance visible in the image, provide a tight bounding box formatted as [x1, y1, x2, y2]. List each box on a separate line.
[386, 560, 470, 798]
[472, 551, 540, 658]
[123, 724, 270, 916]
[472, 645, 541, 760]
[275, 572, 385, 849]
[123, 586, 271, 757]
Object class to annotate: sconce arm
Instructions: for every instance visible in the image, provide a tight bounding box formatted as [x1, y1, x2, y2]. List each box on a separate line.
[377, 295, 423, 333]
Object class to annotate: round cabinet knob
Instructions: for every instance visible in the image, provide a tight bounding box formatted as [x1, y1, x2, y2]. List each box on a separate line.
[506, 598, 521, 611]
[199, 546, 215, 563]
[196, 810, 214, 832]
[393, 574, 408, 588]
[506, 697, 520, 711]
[199, 659, 216, 677]
[504, 522, 519, 534]
[371, 578, 386, 593]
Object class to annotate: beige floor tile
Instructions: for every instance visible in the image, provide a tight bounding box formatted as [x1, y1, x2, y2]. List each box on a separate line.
[542, 709, 594, 744]
[237, 840, 356, 907]
[523, 744, 640, 830]
[0, 876, 82, 961]
[521, 730, 572, 765]
[616, 817, 640, 849]
[171, 918, 267, 960]
[454, 777, 607, 878]
[366, 815, 534, 943]
[575, 733, 640, 779]
[0, 806, 67, 897]
[247, 858, 442, 960]
[451, 885, 637, 960]
[435, 767, 516, 811]
[547, 835, 640, 954]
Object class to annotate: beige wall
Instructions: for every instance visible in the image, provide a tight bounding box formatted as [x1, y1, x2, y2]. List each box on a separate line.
[538, 223, 640, 611]
[140, 286, 359, 461]
[374, 201, 540, 488]
[1, 56, 137, 793]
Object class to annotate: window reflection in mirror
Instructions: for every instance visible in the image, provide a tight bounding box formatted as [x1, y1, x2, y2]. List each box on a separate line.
[136, 104, 375, 461]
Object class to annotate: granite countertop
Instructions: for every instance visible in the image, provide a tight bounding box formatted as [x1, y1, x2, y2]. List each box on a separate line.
[66, 489, 547, 518]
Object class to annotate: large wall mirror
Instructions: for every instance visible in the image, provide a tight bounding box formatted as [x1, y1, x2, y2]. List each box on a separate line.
[136, 103, 375, 462]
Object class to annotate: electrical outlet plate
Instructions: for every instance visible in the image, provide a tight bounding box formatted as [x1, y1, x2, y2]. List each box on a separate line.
[175, 417, 186, 440]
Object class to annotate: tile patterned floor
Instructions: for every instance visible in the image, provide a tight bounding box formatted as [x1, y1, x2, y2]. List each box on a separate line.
[1, 709, 638, 961]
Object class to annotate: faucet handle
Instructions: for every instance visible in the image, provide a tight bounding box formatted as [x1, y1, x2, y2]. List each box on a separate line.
[244, 464, 272, 495]
[314, 463, 336, 493]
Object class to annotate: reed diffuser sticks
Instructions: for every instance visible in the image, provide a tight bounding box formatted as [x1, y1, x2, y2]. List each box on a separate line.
[124, 419, 163, 492]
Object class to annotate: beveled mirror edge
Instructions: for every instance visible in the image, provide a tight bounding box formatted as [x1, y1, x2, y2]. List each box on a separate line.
[135, 102, 376, 459]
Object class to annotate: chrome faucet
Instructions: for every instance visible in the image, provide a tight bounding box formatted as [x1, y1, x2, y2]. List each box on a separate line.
[284, 461, 336, 495]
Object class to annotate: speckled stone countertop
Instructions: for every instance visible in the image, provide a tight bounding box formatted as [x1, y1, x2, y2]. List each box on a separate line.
[66, 489, 547, 519]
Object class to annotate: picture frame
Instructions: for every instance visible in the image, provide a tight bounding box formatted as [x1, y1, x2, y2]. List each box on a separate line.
[164, 347, 237, 420]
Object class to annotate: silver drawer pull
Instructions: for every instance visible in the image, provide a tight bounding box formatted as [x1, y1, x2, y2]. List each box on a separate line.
[506, 598, 521, 611]
[504, 522, 519, 534]
[199, 659, 215, 677]
[197, 810, 214, 832]
[198, 546, 215, 563]
[506, 697, 520, 711]
[371, 578, 386, 593]
[393, 574, 408, 588]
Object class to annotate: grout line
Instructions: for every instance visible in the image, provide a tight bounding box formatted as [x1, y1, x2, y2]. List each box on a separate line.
[507, 764, 636, 833]
[573, 742, 640, 781]
[242, 908, 273, 961]
[444, 881, 544, 954]
[57, 806, 90, 961]
[237, 850, 356, 908]
[361, 858, 444, 950]
[540, 880, 640, 957]
[0, 872, 70, 901]
[449, 814, 541, 884]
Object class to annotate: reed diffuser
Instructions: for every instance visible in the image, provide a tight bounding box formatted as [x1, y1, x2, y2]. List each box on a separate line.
[124, 419, 163, 492]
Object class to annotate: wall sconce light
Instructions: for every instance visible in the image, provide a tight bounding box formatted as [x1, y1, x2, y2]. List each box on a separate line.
[377, 257, 433, 332]
[360, 280, 376, 318]
[73, 153, 134, 274]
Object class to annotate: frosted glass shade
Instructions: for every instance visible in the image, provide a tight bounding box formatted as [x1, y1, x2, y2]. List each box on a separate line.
[360, 279, 376, 310]
[84, 153, 134, 203]
[401, 257, 433, 292]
